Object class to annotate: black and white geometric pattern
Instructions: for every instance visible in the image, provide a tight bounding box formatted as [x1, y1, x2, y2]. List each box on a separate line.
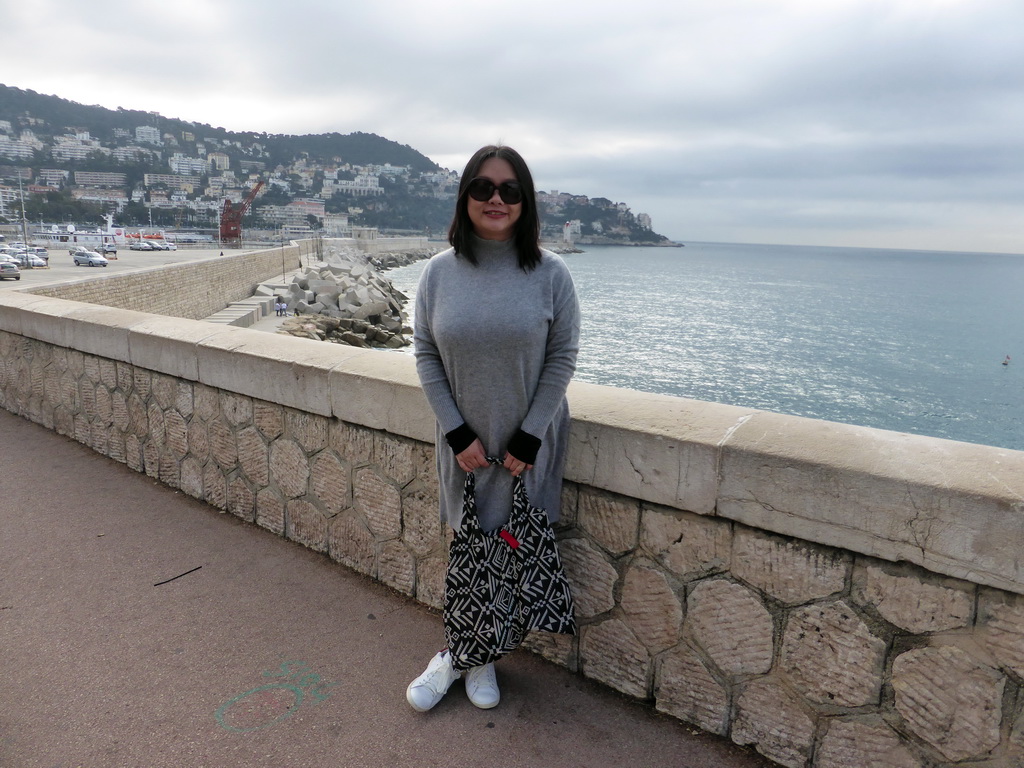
[444, 458, 576, 671]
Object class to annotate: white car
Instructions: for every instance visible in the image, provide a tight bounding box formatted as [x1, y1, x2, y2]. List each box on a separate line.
[11, 253, 48, 268]
[73, 250, 108, 267]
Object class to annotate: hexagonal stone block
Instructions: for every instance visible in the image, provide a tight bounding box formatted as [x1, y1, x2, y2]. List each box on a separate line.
[733, 527, 848, 605]
[621, 562, 682, 653]
[892, 645, 1005, 762]
[732, 677, 815, 768]
[559, 537, 617, 618]
[815, 717, 923, 768]
[781, 601, 885, 707]
[687, 579, 773, 677]
[656, 644, 728, 735]
[580, 619, 649, 698]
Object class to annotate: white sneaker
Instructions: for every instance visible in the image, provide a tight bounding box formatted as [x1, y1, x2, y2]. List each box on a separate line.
[406, 650, 461, 712]
[465, 662, 500, 709]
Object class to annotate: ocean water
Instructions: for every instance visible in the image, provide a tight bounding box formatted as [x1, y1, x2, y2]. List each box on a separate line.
[387, 242, 1024, 452]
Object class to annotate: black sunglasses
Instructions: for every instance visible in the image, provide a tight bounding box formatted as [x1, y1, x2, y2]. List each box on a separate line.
[466, 177, 524, 205]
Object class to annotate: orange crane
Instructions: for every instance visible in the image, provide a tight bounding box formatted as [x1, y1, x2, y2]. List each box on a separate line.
[219, 180, 264, 242]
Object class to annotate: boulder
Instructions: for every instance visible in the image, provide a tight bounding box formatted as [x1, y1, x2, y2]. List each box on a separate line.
[353, 300, 389, 321]
[259, 244, 428, 349]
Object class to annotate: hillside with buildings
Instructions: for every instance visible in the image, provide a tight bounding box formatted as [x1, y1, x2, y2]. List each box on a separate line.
[0, 84, 670, 244]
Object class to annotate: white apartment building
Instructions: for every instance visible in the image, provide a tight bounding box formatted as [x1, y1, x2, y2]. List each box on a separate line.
[135, 125, 162, 145]
[0, 136, 35, 160]
[71, 188, 128, 209]
[323, 212, 350, 236]
[144, 173, 200, 191]
[367, 163, 408, 176]
[38, 169, 70, 187]
[52, 135, 110, 162]
[112, 146, 158, 163]
[0, 186, 22, 217]
[257, 199, 325, 228]
[208, 152, 231, 171]
[74, 171, 128, 187]
[169, 153, 209, 176]
[326, 174, 384, 197]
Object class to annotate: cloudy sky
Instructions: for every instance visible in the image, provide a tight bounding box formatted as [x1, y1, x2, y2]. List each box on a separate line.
[2, 0, 1022, 253]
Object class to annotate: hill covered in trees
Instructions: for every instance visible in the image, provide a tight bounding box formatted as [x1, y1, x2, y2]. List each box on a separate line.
[0, 84, 669, 244]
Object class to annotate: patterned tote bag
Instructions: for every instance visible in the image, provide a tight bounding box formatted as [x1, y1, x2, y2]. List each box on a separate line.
[444, 458, 576, 671]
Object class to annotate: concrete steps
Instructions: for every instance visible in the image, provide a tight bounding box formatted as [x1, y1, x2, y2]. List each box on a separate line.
[203, 295, 276, 327]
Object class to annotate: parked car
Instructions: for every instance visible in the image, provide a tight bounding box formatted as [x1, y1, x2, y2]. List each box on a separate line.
[147, 240, 170, 251]
[163, 241, 178, 251]
[11, 253, 48, 268]
[100, 243, 117, 255]
[73, 250, 108, 267]
[32, 247, 49, 261]
[69, 245, 90, 256]
[0, 261, 20, 280]
[129, 240, 153, 251]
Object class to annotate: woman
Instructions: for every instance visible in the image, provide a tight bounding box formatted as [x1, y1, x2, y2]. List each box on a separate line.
[407, 145, 580, 712]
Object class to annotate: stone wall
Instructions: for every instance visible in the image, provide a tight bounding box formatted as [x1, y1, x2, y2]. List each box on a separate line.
[27, 244, 304, 320]
[2, 287, 1024, 767]
[343, 235, 430, 255]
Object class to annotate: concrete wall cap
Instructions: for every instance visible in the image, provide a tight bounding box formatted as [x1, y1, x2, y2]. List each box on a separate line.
[127, 317, 245, 381]
[194, 326, 367, 417]
[328, 351, 434, 442]
[722, 409, 1024, 593]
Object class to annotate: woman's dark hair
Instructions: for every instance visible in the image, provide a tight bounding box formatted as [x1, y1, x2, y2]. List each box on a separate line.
[448, 145, 542, 271]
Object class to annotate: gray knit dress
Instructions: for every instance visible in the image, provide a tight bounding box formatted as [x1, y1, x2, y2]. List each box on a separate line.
[414, 236, 581, 533]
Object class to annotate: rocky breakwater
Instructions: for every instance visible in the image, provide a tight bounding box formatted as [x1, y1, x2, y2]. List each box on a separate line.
[274, 245, 429, 349]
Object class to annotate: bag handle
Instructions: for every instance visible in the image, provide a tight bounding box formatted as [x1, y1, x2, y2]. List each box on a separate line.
[464, 456, 528, 496]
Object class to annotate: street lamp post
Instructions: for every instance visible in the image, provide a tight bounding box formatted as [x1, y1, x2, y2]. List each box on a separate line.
[17, 174, 32, 270]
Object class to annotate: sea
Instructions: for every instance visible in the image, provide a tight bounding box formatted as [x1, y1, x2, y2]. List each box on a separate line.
[385, 241, 1024, 453]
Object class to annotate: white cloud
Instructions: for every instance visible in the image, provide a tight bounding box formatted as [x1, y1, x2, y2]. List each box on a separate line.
[2, 0, 1022, 251]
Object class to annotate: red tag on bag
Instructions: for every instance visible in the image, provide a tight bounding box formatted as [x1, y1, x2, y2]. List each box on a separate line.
[499, 530, 520, 549]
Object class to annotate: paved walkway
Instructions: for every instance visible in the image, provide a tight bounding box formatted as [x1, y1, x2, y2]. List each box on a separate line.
[0, 393, 771, 768]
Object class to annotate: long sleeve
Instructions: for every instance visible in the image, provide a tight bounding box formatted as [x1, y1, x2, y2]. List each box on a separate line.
[520, 264, 580, 439]
[413, 251, 467, 435]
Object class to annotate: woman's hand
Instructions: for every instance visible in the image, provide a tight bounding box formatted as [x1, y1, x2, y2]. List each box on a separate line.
[456, 438, 489, 473]
[503, 452, 533, 478]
